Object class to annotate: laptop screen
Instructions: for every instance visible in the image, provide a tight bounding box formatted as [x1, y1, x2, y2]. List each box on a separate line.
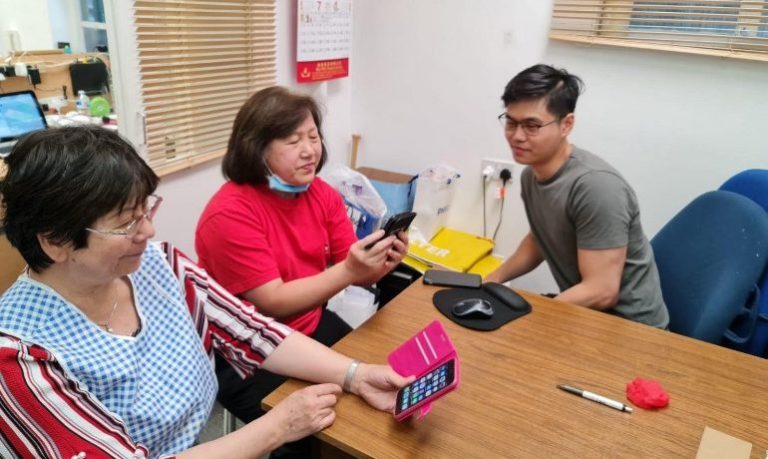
[0, 91, 47, 143]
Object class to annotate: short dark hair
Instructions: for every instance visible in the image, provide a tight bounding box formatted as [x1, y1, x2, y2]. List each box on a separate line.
[501, 64, 584, 118]
[222, 86, 328, 185]
[1, 126, 159, 271]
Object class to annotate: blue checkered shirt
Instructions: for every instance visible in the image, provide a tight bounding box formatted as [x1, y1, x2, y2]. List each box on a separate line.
[0, 243, 218, 457]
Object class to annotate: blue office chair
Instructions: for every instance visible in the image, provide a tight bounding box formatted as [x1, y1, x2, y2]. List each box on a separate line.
[651, 190, 768, 345]
[720, 169, 768, 356]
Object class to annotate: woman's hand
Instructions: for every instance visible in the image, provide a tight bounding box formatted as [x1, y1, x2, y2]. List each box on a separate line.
[344, 230, 395, 284]
[349, 364, 415, 412]
[265, 383, 341, 445]
[384, 231, 409, 272]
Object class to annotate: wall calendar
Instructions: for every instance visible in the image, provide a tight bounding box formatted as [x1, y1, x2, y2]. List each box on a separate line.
[297, 0, 352, 83]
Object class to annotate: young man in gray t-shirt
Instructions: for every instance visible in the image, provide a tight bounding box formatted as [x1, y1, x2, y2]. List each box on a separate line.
[486, 65, 669, 329]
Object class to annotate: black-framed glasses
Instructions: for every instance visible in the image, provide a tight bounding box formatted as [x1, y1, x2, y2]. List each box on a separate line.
[497, 113, 559, 137]
[86, 195, 163, 238]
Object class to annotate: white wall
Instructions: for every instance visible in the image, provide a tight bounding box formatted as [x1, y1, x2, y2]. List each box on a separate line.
[0, 3, 9, 57]
[544, 42, 768, 237]
[350, 0, 557, 292]
[0, 0, 54, 53]
[48, 0, 81, 52]
[350, 1, 768, 293]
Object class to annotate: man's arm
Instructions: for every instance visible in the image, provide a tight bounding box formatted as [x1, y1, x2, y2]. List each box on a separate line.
[485, 232, 544, 283]
[555, 246, 626, 310]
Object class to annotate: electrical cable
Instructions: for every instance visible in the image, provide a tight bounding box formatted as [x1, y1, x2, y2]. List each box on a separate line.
[492, 169, 512, 242]
[482, 176, 488, 238]
[492, 192, 505, 241]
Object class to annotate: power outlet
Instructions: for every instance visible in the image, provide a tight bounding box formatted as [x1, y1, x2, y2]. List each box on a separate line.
[481, 158, 515, 183]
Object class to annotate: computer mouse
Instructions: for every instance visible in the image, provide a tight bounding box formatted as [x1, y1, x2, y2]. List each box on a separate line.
[452, 298, 494, 319]
[482, 282, 531, 312]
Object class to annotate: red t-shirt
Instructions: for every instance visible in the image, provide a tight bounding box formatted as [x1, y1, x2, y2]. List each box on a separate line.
[195, 178, 357, 335]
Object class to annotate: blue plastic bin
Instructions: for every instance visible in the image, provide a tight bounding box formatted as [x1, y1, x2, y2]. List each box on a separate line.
[357, 167, 417, 222]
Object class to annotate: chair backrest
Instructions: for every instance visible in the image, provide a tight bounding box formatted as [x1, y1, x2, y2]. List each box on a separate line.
[720, 169, 768, 356]
[720, 169, 768, 210]
[651, 190, 768, 344]
[0, 234, 25, 295]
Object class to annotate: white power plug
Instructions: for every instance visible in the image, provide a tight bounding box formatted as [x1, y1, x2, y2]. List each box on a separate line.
[14, 63, 27, 77]
[481, 158, 515, 183]
[482, 165, 495, 182]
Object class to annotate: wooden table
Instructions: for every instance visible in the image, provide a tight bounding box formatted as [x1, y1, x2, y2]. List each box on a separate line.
[264, 282, 768, 458]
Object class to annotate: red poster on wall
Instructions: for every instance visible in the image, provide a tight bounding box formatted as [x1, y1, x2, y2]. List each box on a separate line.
[297, 58, 349, 83]
[297, 0, 352, 83]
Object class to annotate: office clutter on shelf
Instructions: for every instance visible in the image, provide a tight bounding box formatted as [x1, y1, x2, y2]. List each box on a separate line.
[1, 50, 113, 118]
[45, 112, 117, 130]
[69, 57, 110, 96]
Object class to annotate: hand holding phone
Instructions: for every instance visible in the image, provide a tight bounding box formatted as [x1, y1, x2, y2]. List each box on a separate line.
[365, 211, 417, 250]
[394, 359, 458, 421]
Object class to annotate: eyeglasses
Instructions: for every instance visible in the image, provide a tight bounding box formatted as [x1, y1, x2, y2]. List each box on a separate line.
[497, 113, 559, 137]
[86, 195, 162, 238]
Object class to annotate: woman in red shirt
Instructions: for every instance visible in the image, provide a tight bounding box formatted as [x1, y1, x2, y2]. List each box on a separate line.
[196, 87, 408, 433]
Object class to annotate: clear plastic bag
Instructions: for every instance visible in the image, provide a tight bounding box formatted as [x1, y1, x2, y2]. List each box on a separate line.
[320, 163, 388, 238]
[410, 164, 461, 242]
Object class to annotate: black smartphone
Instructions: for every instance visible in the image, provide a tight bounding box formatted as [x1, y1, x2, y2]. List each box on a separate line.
[365, 211, 417, 249]
[394, 359, 458, 420]
[422, 269, 482, 289]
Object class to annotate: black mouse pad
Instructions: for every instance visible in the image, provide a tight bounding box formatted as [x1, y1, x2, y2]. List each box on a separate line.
[433, 283, 532, 331]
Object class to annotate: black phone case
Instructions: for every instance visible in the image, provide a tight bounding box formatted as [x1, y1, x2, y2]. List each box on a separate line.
[382, 211, 416, 236]
[365, 211, 416, 249]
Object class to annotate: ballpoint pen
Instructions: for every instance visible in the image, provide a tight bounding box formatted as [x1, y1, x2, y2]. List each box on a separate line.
[557, 384, 633, 413]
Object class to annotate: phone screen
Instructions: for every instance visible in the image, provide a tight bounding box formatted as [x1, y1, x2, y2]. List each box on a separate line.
[395, 359, 455, 415]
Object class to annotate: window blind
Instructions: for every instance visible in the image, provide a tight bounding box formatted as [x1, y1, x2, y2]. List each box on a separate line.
[550, 1, 768, 61]
[133, 0, 277, 175]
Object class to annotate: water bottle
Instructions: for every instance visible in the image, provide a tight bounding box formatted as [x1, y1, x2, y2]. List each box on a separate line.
[76, 90, 90, 115]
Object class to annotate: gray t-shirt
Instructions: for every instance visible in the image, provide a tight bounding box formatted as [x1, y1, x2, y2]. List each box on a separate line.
[521, 146, 669, 328]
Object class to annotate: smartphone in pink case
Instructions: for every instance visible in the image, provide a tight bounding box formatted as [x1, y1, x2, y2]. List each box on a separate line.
[388, 320, 460, 421]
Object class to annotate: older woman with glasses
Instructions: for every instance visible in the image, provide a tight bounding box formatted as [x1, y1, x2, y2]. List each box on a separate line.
[0, 126, 411, 459]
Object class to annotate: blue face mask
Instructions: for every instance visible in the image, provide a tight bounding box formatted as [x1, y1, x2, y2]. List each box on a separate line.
[267, 174, 310, 193]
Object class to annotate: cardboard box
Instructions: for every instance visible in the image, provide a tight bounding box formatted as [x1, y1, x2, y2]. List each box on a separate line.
[356, 167, 416, 221]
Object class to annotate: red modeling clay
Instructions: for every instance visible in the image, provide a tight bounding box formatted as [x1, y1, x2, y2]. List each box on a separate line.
[626, 377, 669, 409]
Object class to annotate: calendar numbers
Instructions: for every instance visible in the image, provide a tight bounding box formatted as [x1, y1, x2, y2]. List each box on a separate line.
[298, 0, 352, 62]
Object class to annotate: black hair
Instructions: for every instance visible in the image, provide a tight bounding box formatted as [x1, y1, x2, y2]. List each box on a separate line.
[501, 64, 584, 118]
[222, 86, 328, 185]
[0, 126, 159, 271]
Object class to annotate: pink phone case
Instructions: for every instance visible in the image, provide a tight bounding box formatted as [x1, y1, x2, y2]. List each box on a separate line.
[388, 320, 460, 421]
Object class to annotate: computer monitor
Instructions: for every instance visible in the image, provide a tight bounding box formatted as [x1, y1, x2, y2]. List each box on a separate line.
[70, 60, 110, 96]
[0, 91, 47, 155]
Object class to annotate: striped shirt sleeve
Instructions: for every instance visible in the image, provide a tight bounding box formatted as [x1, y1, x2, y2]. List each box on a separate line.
[159, 241, 293, 379]
[0, 333, 159, 459]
